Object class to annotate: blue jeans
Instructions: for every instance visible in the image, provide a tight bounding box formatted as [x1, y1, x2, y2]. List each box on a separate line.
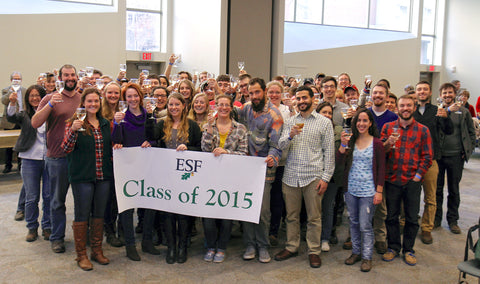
[45, 157, 70, 242]
[321, 182, 338, 241]
[21, 159, 50, 230]
[203, 218, 233, 250]
[345, 192, 375, 260]
[71, 180, 110, 222]
[16, 185, 25, 212]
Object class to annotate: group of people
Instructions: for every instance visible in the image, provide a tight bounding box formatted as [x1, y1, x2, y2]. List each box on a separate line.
[3, 60, 475, 273]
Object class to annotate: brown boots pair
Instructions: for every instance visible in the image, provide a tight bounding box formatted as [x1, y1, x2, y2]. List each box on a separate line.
[73, 218, 110, 271]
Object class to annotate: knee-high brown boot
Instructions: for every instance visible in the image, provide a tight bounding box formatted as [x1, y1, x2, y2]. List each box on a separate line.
[73, 221, 93, 271]
[90, 218, 110, 265]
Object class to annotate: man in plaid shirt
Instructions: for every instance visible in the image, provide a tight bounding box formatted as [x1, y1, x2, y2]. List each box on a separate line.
[274, 86, 335, 268]
[380, 95, 433, 266]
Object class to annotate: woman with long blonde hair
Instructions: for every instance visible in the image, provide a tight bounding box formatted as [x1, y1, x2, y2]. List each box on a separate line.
[187, 93, 209, 131]
[145, 92, 202, 264]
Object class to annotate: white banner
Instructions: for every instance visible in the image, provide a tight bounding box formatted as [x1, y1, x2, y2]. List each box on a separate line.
[113, 147, 267, 224]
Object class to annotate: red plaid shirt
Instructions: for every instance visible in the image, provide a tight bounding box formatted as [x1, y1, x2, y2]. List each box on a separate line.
[381, 119, 433, 185]
[62, 121, 104, 180]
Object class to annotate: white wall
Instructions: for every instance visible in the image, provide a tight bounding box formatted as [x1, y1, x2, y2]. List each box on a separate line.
[283, 38, 421, 96]
[170, 0, 226, 76]
[442, 0, 480, 108]
[0, 10, 125, 90]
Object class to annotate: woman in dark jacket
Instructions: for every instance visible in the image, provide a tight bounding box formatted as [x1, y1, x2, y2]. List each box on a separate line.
[146, 92, 201, 264]
[62, 88, 112, 271]
[7, 85, 49, 242]
[337, 108, 385, 272]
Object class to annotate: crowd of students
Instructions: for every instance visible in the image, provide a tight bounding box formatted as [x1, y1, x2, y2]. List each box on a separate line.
[4, 58, 475, 272]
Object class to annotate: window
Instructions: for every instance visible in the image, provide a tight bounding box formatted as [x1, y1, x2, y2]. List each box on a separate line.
[126, 0, 162, 52]
[285, 0, 412, 33]
[421, 0, 437, 64]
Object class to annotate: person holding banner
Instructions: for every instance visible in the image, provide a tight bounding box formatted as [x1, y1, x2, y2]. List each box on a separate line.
[274, 86, 335, 268]
[201, 94, 248, 263]
[62, 88, 112, 271]
[112, 83, 159, 261]
[235, 78, 283, 263]
[145, 92, 202, 264]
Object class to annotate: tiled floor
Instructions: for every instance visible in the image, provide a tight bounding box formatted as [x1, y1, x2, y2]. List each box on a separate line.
[1, 153, 480, 283]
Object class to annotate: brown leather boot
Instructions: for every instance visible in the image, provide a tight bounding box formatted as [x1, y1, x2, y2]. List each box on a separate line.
[90, 218, 109, 265]
[73, 221, 93, 271]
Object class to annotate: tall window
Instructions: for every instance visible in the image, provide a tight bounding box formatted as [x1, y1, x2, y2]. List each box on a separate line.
[421, 0, 437, 64]
[126, 0, 161, 52]
[285, 0, 412, 33]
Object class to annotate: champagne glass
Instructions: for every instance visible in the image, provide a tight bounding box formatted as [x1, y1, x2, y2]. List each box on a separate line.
[295, 74, 302, 84]
[230, 76, 238, 89]
[86, 67, 94, 78]
[144, 97, 157, 119]
[143, 79, 152, 89]
[391, 126, 400, 149]
[455, 95, 463, 114]
[341, 106, 349, 126]
[350, 99, 358, 110]
[95, 79, 104, 90]
[436, 97, 444, 108]
[344, 128, 352, 149]
[119, 64, 127, 72]
[78, 70, 86, 82]
[210, 105, 218, 117]
[76, 108, 87, 131]
[11, 80, 21, 92]
[55, 80, 64, 102]
[130, 78, 139, 84]
[237, 61, 245, 71]
[365, 75, 372, 85]
[119, 101, 128, 123]
[142, 69, 149, 77]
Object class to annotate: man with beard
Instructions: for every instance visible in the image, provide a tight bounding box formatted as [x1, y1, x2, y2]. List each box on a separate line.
[32, 64, 81, 253]
[274, 86, 334, 268]
[367, 83, 398, 254]
[434, 83, 475, 234]
[413, 81, 453, 244]
[320, 76, 348, 126]
[381, 95, 432, 266]
[236, 77, 283, 263]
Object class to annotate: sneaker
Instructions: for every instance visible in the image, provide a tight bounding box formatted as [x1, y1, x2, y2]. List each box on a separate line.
[14, 210, 24, 221]
[403, 252, 417, 266]
[321, 240, 330, 252]
[213, 250, 226, 263]
[360, 259, 372, 272]
[26, 229, 38, 242]
[382, 248, 398, 262]
[243, 246, 256, 260]
[51, 240, 65, 253]
[420, 231, 433, 244]
[258, 248, 271, 263]
[204, 249, 215, 262]
[449, 224, 461, 234]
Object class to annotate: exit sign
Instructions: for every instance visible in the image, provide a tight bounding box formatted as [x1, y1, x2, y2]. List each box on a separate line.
[142, 53, 152, 61]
